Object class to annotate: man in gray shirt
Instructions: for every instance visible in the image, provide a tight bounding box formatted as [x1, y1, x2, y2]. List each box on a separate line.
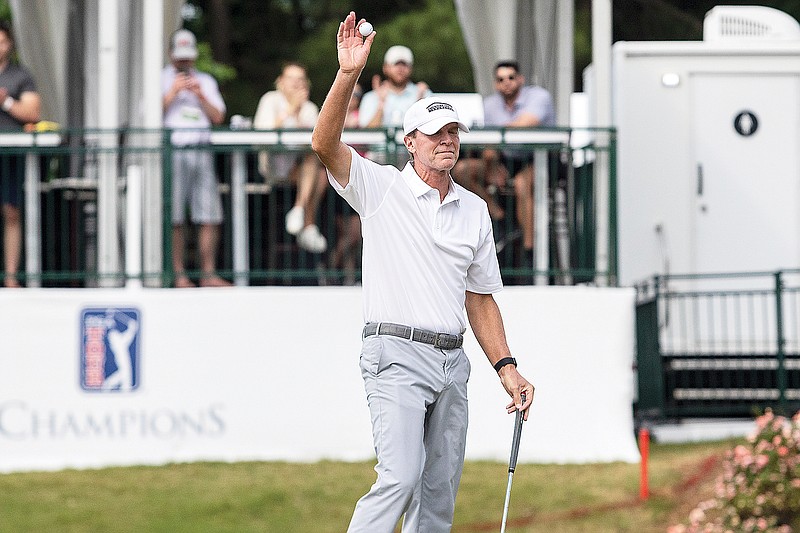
[0, 21, 41, 288]
[454, 60, 555, 271]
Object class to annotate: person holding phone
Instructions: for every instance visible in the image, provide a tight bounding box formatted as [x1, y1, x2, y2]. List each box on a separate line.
[161, 29, 230, 288]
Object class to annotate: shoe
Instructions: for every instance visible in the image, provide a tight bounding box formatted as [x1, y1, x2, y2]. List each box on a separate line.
[174, 275, 196, 288]
[199, 274, 233, 287]
[285, 206, 305, 236]
[297, 224, 327, 253]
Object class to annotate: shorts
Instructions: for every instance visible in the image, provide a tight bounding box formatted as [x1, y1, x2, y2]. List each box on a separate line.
[171, 147, 223, 225]
[258, 152, 306, 184]
[499, 151, 534, 178]
[458, 149, 533, 178]
[0, 154, 24, 207]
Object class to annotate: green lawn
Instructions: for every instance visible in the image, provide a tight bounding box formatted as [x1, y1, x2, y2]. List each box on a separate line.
[0, 440, 734, 532]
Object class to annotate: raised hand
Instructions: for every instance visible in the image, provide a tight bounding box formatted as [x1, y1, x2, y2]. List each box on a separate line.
[337, 11, 375, 75]
[415, 81, 430, 100]
[286, 85, 309, 115]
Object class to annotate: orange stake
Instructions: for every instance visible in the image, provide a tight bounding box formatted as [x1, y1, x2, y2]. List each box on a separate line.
[639, 427, 650, 500]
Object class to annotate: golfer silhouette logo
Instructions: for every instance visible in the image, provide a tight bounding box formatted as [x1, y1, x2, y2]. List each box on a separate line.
[80, 308, 141, 392]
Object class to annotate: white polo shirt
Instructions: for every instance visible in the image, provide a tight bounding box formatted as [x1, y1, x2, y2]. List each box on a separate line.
[329, 147, 503, 334]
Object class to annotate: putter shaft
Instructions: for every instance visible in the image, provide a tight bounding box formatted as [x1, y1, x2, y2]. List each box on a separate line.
[500, 472, 514, 533]
[500, 392, 526, 532]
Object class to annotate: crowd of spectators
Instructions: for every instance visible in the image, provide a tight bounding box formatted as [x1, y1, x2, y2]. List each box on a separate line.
[0, 26, 556, 288]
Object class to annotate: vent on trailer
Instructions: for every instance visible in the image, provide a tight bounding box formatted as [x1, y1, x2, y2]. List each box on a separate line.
[703, 5, 800, 42]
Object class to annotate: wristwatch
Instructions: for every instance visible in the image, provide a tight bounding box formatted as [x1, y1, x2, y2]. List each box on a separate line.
[493, 357, 517, 373]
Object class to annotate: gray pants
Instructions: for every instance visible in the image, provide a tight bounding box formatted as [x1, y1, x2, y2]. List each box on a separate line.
[347, 335, 471, 533]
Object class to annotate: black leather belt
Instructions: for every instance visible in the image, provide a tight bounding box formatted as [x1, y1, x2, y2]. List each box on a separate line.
[363, 322, 463, 350]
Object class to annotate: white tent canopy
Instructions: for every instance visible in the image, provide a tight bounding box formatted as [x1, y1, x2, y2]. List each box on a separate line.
[9, 0, 182, 129]
[13, 0, 576, 128]
[455, 0, 574, 124]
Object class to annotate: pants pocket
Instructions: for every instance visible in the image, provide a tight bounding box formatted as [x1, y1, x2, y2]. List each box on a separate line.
[359, 337, 383, 377]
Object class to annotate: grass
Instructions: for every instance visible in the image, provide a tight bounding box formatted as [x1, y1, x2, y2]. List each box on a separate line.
[0, 439, 737, 532]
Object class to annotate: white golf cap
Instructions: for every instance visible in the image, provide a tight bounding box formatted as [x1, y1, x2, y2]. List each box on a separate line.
[384, 45, 414, 66]
[171, 29, 198, 60]
[403, 97, 470, 136]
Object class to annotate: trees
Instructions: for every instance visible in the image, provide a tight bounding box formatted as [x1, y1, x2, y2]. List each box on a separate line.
[185, 0, 467, 117]
[185, 0, 800, 116]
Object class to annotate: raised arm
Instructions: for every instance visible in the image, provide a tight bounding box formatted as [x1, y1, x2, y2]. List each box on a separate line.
[311, 11, 375, 186]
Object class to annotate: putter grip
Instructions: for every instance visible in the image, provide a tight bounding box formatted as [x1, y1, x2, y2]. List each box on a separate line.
[508, 392, 526, 473]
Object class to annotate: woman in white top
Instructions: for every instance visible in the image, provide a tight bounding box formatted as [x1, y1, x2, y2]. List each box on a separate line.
[254, 62, 328, 253]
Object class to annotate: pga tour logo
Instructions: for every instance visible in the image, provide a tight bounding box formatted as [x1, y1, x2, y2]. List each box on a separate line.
[80, 308, 141, 392]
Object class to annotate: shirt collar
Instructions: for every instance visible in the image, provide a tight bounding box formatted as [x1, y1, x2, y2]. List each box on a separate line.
[401, 161, 461, 205]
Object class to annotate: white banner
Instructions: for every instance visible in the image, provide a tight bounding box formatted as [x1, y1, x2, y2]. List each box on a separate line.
[0, 286, 639, 472]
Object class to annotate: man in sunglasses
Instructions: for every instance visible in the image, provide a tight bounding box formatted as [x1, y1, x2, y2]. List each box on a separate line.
[454, 60, 554, 276]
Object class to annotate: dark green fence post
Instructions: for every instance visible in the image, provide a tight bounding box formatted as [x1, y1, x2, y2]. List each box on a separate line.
[162, 128, 173, 288]
[635, 275, 665, 418]
[775, 270, 787, 414]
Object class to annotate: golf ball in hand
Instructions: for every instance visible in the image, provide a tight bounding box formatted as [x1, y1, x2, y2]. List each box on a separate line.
[359, 22, 373, 37]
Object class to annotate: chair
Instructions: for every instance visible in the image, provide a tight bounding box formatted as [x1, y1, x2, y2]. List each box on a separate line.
[430, 93, 484, 128]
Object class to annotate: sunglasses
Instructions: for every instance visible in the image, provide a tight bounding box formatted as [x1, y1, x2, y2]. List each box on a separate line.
[495, 74, 517, 83]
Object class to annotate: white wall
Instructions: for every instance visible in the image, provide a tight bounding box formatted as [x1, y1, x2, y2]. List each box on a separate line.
[613, 41, 800, 285]
[0, 286, 639, 473]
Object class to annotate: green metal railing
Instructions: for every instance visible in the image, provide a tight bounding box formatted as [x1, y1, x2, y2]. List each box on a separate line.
[635, 270, 800, 419]
[0, 126, 617, 288]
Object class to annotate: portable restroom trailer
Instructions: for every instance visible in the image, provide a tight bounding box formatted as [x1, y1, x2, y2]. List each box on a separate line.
[613, 6, 800, 286]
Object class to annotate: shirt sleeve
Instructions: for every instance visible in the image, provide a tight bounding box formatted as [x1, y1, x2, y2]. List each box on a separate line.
[466, 206, 504, 294]
[201, 74, 226, 116]
[253, 92, 276, 129]
[18, 68, 37, 95]
[328, 146, 396, 218]
[482, 93, 501, 126]
[520, 87, 555, 126]
[160, 67, 173, 99]
[298, 101, 319, 127]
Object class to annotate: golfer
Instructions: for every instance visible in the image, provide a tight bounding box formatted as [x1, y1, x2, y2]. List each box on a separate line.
[312, 12, 534, 533]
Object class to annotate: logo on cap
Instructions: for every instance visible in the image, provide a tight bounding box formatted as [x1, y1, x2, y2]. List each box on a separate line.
[426, 102, 455, 113]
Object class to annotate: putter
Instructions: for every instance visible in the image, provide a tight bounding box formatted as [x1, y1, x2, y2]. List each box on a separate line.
[500, 391, 526, 533]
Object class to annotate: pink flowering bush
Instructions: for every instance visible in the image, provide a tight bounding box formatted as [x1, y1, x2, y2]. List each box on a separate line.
[670, 409, 800, 533]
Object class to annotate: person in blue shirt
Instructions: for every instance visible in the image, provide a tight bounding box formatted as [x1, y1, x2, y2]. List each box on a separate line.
[454, 60, 555, 263]
[358, 45, 431, 129]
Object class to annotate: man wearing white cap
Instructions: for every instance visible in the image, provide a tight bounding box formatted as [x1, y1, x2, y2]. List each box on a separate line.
[161, 29, 230, 288]
[312, 12, 534, 533]
[358, 44, 431, 129]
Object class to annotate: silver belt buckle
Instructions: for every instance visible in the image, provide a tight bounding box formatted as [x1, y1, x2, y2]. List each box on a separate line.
[434, 333, 453, 349]
[433, 333, 442, 348]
